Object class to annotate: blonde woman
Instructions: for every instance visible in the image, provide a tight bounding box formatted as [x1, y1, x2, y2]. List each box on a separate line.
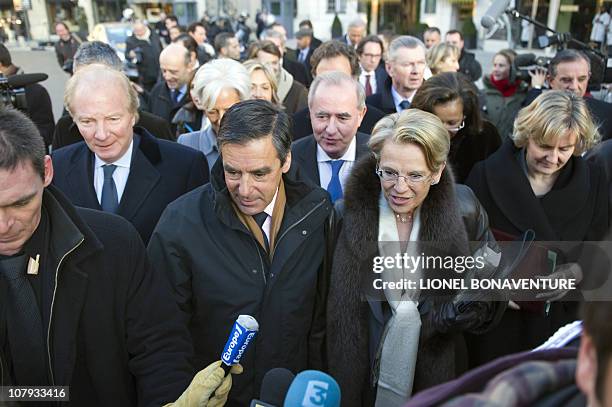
[426, 43, 460, 75]
[242, 60, 281, 106]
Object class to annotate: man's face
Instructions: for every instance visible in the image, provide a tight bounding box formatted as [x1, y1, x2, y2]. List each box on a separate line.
[169, 26, 181, 41]
[310, 82, 366, 159]
[315, 55, 353, 77]
[267, 37, 285, 57]
[445, 33, 464, 51]
[160, 51, 192, 90]
[296, 36, 311, 50]
[222, 136, 291, 216]
[424, 31, 441, 49]
[386, 46, 427, 95]
[190, 26, 207, 45]
[576, 332, 612, 407]
[55, 24, 70, 41]
[72, 81, 136, 163]
[133, 23, 146, 38]
[359, 41, 382, 72]
[0, 158, 52, 256]
[256, 51, 281, 78]
[348, 26, 365, 47]
[165, 18, 177, 30]
[222, 37, 241, 60]
[549, 59, 591, 97]
[271, 24, 287, 41]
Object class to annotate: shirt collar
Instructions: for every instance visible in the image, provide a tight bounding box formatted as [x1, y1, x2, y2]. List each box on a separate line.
[94, 138, 134, 169]
[316, 135, 357, 163]
[263, 187, 278, 217]
[360, 64, 374, 75]
[391, 85, 415, 109]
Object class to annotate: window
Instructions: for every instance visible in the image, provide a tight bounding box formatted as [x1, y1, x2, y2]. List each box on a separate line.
[327, 0, 347, 13]
[425, 0, 436, 14]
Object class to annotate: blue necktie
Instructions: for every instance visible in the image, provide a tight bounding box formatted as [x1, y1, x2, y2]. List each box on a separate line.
[327, 160, 345, 203]
[101, 164, 119, 213]
[171, 89, 180, 104]
[399, 100, 410, 111]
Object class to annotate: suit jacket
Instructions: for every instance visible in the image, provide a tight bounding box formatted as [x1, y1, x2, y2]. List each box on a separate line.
[365, 77, 397, 115]
[146, 81, 190, 127]
[283, 56, 312, 87]
[52, 110, 174, 149]
[51, 128, 209, 244]
[292, 106, 385, 141]
[373, 65, 388, 94]
[291, 132, 370, 187]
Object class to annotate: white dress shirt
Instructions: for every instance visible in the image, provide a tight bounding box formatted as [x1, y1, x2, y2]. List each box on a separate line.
[93, 140, 134, 206]
[259, 188, 278, 241]
[391, 86, 417, 113]
[359, 68, 378, 94]
[316, 136, 357, 190]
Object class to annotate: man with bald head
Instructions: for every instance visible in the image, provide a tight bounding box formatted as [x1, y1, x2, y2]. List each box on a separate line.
[126, 20, 163, 91]
[51, 65, 208, 243]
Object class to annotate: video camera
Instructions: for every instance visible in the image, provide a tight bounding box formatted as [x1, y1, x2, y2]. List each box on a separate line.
[514, 53, 552, 82]
[0, 73, 48, 111]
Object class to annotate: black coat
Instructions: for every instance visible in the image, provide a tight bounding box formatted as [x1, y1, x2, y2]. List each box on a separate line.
[290, 132, 370, 187]
[292, 105, 386, 141]
[365, 77, 396, 115]
[464, 139, 609, 365]
[586, 139, 612, 221]
[146, 81, 191, 128]
[328, 155, 503, 406]
[3, 185, 194, 406]
[24, 83, 55, 148]
[147, 160, 333, 407]
[282, 80, 309, 115]
[458, 50, 482, 83]
[125, 32, 163, 87]
[50, 128, 209, 244]
[523, 88, 612, 141]
[52, 110, 174, 149]
[283, 57, 312, 87]
[449, 120, 501, 184]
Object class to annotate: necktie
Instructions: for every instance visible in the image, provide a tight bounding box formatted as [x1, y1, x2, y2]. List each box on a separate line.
[327, 160, 345, 203]
[1, 255, 47, 384]
[399, 100, 410, 111]
[101, 164, 119, 213]
[253, 212, 269, 252]
[365, 74, 373, 97]
[171, 89, 180, 104]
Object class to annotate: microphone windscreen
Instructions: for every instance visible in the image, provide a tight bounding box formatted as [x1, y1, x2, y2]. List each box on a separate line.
[283, 370, 341, 407]
[514, 53, 537, 67]
[6, 73, 49, 88]
[259, 368, 295, 406]
[481, 0, 511, 29]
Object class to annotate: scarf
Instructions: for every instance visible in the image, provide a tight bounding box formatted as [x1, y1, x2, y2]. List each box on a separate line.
[276, 69, 294, 102]
[489, 75, 520, 97]
[232, 180, 287, 259]
[374, 193, 422, 407]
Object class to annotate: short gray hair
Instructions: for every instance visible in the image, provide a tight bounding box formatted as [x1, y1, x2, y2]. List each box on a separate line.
[308, 71, 365, 110]
[192, 59, 251, 111]
[261, 29, 285, 47]
[73, 41, 122, 72]
[347, 18, 366, 30]
[388, 35, 426, 62]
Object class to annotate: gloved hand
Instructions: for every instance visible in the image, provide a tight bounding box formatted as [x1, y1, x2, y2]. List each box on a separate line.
[430, 301, 484, 334]
[535, 262, 583, 302]
[165, 361, 243, 407]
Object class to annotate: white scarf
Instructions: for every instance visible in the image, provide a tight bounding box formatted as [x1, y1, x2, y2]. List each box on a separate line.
[276, 68, 294, 102]
[375, 192, 422, 407]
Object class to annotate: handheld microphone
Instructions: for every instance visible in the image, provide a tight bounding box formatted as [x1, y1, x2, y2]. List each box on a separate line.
[481, 0, 511, 29]
[4, 73, 49, 88]
[220, 315, 259, 374]
[283, 370, 341, 407]
[250, 368, 295, 407]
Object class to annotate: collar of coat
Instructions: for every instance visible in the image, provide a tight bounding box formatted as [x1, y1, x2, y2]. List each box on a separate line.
[341, 153, 470, 259]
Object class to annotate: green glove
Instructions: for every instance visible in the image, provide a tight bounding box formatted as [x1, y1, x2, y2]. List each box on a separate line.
[165, 361, 243, 407]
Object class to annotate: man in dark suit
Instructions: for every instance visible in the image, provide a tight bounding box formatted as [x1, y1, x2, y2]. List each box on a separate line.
[340, 19, 366, 49]
[292, 40, 385, 140]
[146, 43, 194, 131]
[293, 28, 316, 74]
[263, 26, 311, 87]
[446, 30, 482, 83]
[523, 49, 612, 140]
[52, 65, 208, 244]
[356, 35, 388, 97]
[292, 72, 368, 202]
[299, 19, 322, 49]
[366, 36, 428, 115]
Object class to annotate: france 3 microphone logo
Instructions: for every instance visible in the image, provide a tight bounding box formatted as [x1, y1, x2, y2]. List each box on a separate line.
[301, 380, 330, 407]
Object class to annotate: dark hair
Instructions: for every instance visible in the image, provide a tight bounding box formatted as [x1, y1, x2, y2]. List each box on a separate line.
[310, 40, 360, 78]
[411, 72, 483, 135]
[0, 43, 11, 66]
[356, 35, 384, 56]
[218, 100, 291, 164]
[0, 107, 46, 179]
[548, 49, 591, 79]
[73, 41, 122, 71]
[55, 21, 70, 33]
[174, 34, 198, 56]
[214, 32, 236, 53]
[425, 27, 441, 35]
[581, 301, 612, 402]
[187, 22, 205, 34]
[247, 40, 281, 59]
[445, 29, 464, 41]
[165, 15, 178, 24]
[299, 19, 313, 29]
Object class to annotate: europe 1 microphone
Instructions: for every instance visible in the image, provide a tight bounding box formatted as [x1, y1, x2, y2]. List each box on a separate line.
[220, 315, 259, 374]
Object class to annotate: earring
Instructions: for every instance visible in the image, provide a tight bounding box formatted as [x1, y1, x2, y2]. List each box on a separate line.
[431, 180, 437, 185]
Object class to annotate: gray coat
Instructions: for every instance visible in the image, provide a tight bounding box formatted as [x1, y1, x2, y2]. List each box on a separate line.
[480, 75, 528, 141]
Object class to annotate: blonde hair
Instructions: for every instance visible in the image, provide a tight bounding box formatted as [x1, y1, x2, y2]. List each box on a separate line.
[64, 65, 140, 122]
[242, 60, 281, 106]
[192, 59, 251, 111]
[426, 43, 460, 75]
[512, 90, 600, 155]
[369, 109, 450, 172]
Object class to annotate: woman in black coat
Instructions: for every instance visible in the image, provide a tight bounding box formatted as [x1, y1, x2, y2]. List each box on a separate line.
[411, 72, 501, 183]
[327, 109, 504, 407]
[465, 90, 608, 366]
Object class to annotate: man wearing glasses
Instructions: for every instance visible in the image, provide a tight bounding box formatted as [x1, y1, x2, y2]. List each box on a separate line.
[356, 35, 388, 97]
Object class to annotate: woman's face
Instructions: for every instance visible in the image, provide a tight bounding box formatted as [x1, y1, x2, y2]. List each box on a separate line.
[250, 69, 273, 102]
[378, 140, 444, 216]
[432, 99, 464, 138]
[438, 55, 460, 73]
[525, 130, 578, 176]
[205, 87, 241, 134]
[492, 54, 511, 81]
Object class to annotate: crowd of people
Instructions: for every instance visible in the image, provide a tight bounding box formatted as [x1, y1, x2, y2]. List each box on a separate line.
[1, 13, 612, 407]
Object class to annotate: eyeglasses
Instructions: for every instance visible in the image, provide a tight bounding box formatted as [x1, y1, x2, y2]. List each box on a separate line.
[445, 119, 465, 133]
[376, 167, 432, 185]
[362, 53, 382, 59]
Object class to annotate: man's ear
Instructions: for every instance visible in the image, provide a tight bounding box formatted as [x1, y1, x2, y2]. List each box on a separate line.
[43, 155, 54, 187]
[282, 151, 292, 173]
[576, 333, 598, 402]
